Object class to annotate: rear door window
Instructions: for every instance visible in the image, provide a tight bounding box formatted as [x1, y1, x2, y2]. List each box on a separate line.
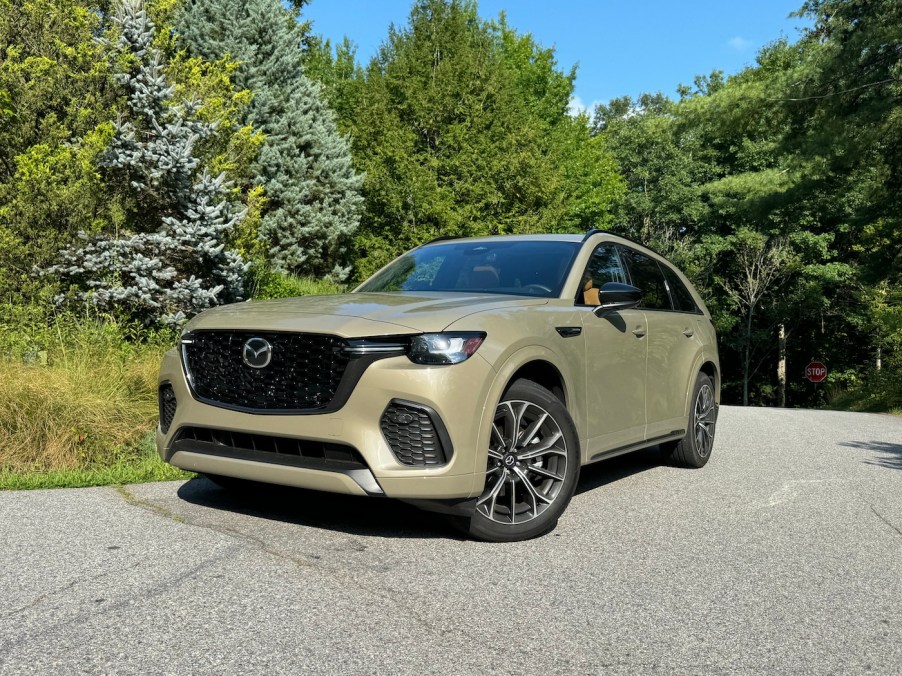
[660, 264, 699, 314]
[618, 246, 672, 311]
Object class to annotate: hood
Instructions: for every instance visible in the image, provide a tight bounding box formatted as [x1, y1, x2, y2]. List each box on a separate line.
[185, 292, 548, 336]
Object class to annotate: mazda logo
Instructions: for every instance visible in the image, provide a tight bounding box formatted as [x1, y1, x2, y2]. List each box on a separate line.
[242, 337, 272, 369]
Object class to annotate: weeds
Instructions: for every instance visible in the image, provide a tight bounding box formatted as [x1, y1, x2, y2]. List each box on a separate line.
[0, 305, 175, 475]
[1, 279, 348, 487]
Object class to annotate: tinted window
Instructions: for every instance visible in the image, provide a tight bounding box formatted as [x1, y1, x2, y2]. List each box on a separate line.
[661, 264, 699, 314]
[618, 247, 671, 310]
[583, 244, 626, 287]
[357, 240, 580, 298]
[578, 244, 626, 306]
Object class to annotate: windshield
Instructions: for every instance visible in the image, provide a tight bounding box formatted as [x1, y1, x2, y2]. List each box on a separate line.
[357, 240, 580, 298]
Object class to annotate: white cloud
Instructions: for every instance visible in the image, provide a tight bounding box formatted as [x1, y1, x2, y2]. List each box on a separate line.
[728, 36, 753, 52]
[567, 95, 602, 118]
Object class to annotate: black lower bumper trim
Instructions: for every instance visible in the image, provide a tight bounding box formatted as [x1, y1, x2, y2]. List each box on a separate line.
[167, 427, 383, 495]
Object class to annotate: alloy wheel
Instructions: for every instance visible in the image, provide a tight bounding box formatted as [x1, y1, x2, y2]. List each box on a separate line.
[476, 400, 568, 524]
[694, 383, 716, 458]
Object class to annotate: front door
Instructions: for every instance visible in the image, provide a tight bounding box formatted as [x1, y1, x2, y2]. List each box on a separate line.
[578, 244, 648, 457]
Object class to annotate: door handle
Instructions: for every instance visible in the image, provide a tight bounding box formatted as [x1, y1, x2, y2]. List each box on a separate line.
[682, 328, 695, 338]
[632, 327, 646, 338]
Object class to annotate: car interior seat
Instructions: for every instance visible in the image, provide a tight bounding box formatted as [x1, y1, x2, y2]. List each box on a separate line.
[468, 265, 501, 289]
[582, 278, 600, 306]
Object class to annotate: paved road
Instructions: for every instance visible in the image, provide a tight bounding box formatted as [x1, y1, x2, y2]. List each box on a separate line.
[1, 406, 901, 675]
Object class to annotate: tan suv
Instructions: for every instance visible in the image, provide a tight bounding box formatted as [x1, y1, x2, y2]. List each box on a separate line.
[157, 230, 720, 541]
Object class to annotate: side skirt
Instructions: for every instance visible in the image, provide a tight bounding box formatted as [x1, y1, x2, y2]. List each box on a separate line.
[588, 430, 685, 464]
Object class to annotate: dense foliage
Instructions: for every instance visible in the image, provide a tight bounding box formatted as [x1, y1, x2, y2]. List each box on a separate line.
[176, 0, 364, 280]
[316, 0, 623, 278]
[0, 0, 116, 302]
[593, 0, 901, 408]
[47, 0, 248, 325]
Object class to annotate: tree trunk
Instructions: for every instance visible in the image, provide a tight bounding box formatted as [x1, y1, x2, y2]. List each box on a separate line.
[778, 323, 786, 407]
[743, 306, 754, 406]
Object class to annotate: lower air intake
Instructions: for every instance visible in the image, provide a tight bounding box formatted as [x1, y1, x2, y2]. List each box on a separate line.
[170, 427, 367, 471]
[159, 384, 177, 434]
[380, 400, 452, 466]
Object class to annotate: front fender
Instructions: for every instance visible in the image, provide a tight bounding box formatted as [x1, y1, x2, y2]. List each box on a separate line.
[469, 345, 583, 487]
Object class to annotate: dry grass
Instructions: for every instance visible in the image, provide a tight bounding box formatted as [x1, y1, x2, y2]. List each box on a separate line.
[0, 307, 171, 473]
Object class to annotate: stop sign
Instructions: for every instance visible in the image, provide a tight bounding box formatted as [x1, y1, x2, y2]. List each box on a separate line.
[806, 362, 827, 383]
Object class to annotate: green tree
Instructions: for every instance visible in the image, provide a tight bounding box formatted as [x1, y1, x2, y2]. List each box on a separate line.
[593, 93, 710, 263]
[303, 36, 365, 134]
[47, 0, 247, 326]
[0, 0, 119, 301]
[176, 0, 364, 280]
[0, 0, 260, 303]
[348, 0, 622, 279]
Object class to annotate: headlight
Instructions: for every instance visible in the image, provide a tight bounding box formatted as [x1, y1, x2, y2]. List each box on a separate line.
[407, 332, 486, 365]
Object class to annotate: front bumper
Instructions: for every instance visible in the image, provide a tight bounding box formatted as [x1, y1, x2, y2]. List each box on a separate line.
[156, 347, 495, 500]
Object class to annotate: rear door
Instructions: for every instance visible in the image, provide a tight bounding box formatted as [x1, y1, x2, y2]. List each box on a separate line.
[579, 243, 648, 457]
[618, 246, 702, 440]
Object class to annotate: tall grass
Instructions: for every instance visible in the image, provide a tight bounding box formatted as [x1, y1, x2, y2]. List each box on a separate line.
[0, 305, 173, 474]
[1, 274, 350, 485]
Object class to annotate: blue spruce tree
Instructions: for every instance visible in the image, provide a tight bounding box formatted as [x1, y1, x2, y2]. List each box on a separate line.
[176, 0, 363, 280]
[47, 0, 247, 326]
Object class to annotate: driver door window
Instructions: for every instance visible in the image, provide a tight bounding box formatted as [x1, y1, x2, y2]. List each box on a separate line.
[580, 244, 626, 306]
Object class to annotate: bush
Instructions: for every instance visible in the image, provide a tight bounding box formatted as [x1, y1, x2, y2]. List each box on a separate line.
[827, 367, 902, 415]
[247, 267, 346, 300]
[0, 305, 174, 473]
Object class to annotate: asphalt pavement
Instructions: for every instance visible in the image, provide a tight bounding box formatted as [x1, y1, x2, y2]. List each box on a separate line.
[1, 406, 901, 675]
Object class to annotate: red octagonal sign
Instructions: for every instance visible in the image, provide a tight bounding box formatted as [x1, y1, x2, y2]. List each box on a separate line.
[806, 362, 827, 383]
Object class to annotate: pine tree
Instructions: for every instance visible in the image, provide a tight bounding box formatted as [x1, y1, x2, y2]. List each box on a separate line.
[46, 0, 247, 326]
[176, 0, 363, 280]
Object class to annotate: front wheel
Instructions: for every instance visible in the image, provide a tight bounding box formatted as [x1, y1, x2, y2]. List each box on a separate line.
[464, 379, 580, 542]
[660, 372, 717, 468]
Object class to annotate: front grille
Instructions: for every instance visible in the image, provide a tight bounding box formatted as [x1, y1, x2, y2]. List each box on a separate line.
[380, 400, 452, 466]
[171, 426, 367, 470]
[159, 384, 177, 433]
[181, 331, 349, 412]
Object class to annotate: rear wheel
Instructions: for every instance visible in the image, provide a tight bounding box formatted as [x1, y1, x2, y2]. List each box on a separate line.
[660, 372, 717, 468]
[464, 379, 580, 542]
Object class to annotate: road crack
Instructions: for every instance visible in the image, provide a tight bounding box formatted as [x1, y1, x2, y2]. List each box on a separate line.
[870, 504, 902, 539]
[114, 485, 186, 523]
[112, 485, 316, 571]
[1, 561, 142, 620]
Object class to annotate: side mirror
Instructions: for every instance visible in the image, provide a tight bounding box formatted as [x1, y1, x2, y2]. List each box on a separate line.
[593, 282, 642, 317]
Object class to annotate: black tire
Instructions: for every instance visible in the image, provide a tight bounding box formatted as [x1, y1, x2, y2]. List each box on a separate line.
[660, 372, 717, 468]
[202, 473, 256, 492]
[462, 379, 580, 542]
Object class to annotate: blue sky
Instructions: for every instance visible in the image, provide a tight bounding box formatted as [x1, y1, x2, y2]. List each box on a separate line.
[303, 0, 810, 112]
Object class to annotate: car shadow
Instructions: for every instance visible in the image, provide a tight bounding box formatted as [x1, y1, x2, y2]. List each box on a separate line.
[176, 476, 463, 540]
[575, 446, 664, 495]
[839, 440, 902, 471]
[175, 447, 665, 539]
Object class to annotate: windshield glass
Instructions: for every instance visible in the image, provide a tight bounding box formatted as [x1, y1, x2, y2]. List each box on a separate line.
[357, 240, 580, 297]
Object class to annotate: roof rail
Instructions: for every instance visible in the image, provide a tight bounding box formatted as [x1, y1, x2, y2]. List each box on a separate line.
[582, 228, 605, 242]
[597, 227, 672, 259]
[422, 235, 461, 246]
